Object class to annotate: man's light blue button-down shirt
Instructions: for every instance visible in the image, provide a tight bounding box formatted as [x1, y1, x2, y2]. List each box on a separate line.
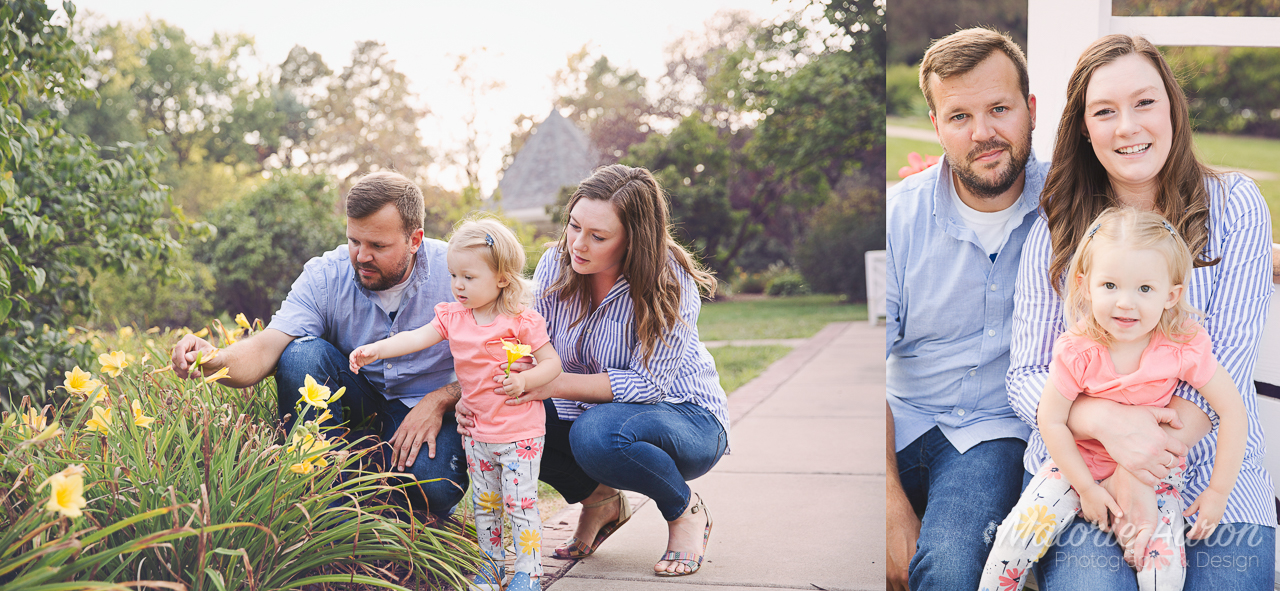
[267, 239, 457, 405]
[886, 152, 1047, 454]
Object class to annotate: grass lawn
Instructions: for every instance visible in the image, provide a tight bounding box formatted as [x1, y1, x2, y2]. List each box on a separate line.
[710, 344, 793, 394]
[699, 294, 864, 341]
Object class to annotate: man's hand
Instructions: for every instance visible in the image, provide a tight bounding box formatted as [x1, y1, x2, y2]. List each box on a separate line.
[886, 401, 916, 591]
[387, 383, 458, 470]
[388, 399, 444, 470]
[1271, 243, 1280, 284]
[887, 488, 920, 591]
[171, 334, 217, 379]
[455, 398, 475, 438]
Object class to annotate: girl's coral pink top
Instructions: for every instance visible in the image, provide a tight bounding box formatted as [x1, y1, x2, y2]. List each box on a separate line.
[1049, 324, 1217, 480]
[429, 302, 550, 444]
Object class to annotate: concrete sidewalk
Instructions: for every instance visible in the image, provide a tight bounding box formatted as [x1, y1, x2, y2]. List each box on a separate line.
[543, 321, 884, 591]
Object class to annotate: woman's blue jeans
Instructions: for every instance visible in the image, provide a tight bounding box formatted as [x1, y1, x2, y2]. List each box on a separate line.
[539, 400, 728, 521]
[1026, 470, 1277, 590]
[274, 336, 468, 517]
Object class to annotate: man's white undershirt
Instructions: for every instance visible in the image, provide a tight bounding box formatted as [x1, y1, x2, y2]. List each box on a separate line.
[373, 261, 414, 316]
[951, 182, 1020, 257]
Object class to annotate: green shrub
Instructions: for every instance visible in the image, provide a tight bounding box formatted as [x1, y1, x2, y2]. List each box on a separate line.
[766, 272, 811, 296]
[199, 173, 345, 322]
[91, 247, 218, 330]
[796, 183, 884, 301]
[888, 63, 925, 117]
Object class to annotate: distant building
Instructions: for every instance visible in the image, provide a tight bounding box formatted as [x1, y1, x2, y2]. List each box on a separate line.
[494, 109, 596, 232]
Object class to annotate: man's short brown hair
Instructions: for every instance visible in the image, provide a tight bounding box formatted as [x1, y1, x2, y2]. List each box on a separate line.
[344, 171, 425, 237]
[919, 27, 1030, 115]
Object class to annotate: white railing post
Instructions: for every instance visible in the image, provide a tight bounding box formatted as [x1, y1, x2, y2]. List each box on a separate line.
[1027, 0, 1111, 159]
[866, 250, 886, 326]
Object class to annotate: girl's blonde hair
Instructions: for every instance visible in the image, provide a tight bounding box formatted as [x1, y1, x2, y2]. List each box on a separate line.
[447, 216, 531, 317]
[1064, 207, 1200, 345]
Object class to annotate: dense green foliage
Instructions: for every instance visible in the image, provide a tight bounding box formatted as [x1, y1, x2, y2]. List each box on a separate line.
[199, 174, 345, 323]
[0, 1, 200, 407]
[0, 328, 486, 588]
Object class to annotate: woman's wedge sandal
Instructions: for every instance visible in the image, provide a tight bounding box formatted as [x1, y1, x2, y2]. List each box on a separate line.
[655, 493, 713, 577]
[553, 491, 633, 559]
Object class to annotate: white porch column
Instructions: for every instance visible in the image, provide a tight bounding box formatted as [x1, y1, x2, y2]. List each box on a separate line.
[1027, 0, 1111, 159]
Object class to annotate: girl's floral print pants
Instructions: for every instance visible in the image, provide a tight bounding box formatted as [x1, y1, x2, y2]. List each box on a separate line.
[978, 458, 1187, 591]
[466, 436, 546, 578]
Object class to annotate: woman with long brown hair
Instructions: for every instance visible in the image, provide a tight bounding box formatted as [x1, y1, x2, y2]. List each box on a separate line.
[1007, 35, 1275, 588]
[457, 164, 729, 578]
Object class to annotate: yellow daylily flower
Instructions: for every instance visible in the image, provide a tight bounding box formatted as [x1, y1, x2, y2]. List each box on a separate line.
[193, 327, 210, 338]
[298, 375, 334, 409]
[131, 400, 155, 429]
[146, 326, 160, 334]
[84, 406, 113, 434]
[87, 384, 109, 404]
[203, 367, 230, 384]
[502, 340, 532, 376]
[21, 408, 47, 437]
[40, 465, 88, 518]
[235, 313, 252, 331]
[61, 366, 101, 396]
[287, 432, 330, 475]
[98, 351, 129, 377]
[118, 326, 134, 339]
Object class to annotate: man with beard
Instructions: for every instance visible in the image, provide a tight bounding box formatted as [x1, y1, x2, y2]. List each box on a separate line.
[171, 171, 467, 517]
[885, 28, 1049, 591]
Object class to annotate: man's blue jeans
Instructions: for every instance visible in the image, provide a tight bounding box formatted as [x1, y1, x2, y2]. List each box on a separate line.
[539, 400, 728, 521]
[1027, 470, 1277, 590]
[275, 336, 468, 517]
[896, 426, 1027, 591]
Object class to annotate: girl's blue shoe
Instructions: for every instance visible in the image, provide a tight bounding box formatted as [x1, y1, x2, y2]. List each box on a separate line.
[506, 572, 540, 591]
[466, 562, 504, 591]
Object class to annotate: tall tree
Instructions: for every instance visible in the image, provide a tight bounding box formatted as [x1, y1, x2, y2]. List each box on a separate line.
[311, 41, 432, 189]
[554, 49, 653, 164]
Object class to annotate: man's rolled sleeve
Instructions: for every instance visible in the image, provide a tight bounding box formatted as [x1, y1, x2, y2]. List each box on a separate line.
[266, 259, 330, 338]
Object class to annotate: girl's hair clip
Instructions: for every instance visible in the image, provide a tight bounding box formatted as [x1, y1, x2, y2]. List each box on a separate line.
[485, 234, 494, 247]
[1086, 223, 1101, 238]
[1161, 220, 1177, 236]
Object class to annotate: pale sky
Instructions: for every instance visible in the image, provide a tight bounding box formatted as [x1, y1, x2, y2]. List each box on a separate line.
[75, 0, 787, 193]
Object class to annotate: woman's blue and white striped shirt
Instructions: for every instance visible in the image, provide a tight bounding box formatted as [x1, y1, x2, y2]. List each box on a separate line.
[1008, 172, 1277, 527]
[532, 247, 731, 439]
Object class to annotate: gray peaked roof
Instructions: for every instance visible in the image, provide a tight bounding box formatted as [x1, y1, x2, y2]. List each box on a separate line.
[496, 109, 596, 214]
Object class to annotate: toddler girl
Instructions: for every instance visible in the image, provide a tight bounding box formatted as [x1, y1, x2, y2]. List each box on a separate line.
[351, 217, 561, 591]
[978, 208, 1246, 591]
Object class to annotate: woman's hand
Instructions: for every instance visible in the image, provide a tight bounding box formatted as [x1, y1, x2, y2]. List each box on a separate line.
[1068, 397, 1189, 485]
[491, 360, 556, 406]
[454, 399, 475, 437]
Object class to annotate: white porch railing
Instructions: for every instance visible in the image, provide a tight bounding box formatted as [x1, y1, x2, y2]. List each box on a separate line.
[866, 250, 886, 326]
